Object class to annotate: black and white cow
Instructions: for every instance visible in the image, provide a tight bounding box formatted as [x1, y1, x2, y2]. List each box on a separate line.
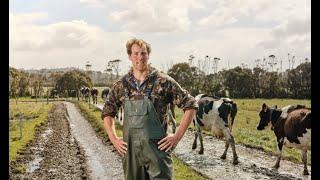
[91, 88, 98, 104]
[101, 87, 110, 102]
[50, 89, 59, 99]
[80, 87, 90, 102]
[257, 103, 311, 175]
[192, 94, 238, 165]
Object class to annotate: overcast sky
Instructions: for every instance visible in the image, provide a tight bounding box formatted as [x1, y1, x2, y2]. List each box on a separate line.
[9, 0, 311, 74]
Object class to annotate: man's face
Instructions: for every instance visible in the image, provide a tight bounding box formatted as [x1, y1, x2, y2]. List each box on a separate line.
[129, 43, 149, 71]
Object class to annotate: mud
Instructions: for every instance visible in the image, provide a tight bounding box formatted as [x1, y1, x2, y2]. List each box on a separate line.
[65, 102, 124, 180]
[9, 103, 89, 179]
[174, 130, 311, 180]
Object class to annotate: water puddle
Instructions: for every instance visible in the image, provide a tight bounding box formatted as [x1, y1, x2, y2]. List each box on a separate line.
[26, 128, 53, 173]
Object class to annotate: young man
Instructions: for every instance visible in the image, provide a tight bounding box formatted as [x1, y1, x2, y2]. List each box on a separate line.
[101, 38, 197, 180]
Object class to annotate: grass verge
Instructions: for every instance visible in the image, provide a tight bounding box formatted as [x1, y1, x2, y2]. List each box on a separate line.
[9, 101, 53, 162]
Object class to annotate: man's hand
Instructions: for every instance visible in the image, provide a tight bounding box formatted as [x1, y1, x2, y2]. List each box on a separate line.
[104, 116, 127, 156]
[158, 108, 196, 152]
[110, 136, 127, 156]
[158, 133, 178, 152]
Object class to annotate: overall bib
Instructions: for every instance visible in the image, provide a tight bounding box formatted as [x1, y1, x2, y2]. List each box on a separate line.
[122, 95, 173, 180]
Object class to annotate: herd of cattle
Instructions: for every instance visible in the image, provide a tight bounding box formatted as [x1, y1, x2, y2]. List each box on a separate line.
[194, 95, 311, 175]
[51, 87, 311, 175]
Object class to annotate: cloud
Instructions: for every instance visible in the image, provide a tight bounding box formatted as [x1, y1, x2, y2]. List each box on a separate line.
[109, 0, 204, 33]
[9, 11, 133, 72]
[197, 0, 310, 28]
[79, 0, 105, 8]
[10, 12, 102, 51]
[272, 18, 311, 38]
[9, 12, 48, 25]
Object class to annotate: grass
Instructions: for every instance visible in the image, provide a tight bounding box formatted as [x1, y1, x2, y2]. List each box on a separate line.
[72, 100, 208, 180]
[9, 101, 53, 162]
[174, 98, 311, 165]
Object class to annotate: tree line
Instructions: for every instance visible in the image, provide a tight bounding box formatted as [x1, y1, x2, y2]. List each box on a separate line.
[9, 60, 310, 99]
[9, 67, 92, 99]
[167, 62, 310, 99]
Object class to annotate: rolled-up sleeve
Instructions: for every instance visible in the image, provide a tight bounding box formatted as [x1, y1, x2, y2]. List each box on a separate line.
[101, 81, 123, 120]
[168, 77, 198, 111]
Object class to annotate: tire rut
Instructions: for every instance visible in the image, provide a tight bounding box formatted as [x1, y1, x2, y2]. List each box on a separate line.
[9, 103, 89, 179]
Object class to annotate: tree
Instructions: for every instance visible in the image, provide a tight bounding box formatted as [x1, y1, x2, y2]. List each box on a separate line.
[9, 67, 20, 103]
[221, 66, 255, 98]
[18, 72, 30, 97]
[287, 62, 311, 99]
[55, 70, 93, 98]
[167, 63, 203, 96]
[29, 73, 44, 102]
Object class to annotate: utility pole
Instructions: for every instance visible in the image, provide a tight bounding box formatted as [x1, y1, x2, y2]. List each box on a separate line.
[288, 53, 291, 70]
[188, 55, 195, 67]
[268, 55, 277, 72]
[213, 57, 221, 74]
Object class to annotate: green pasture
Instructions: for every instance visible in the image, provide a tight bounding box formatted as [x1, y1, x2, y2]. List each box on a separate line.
[174, 98, 311, 164]
[73, 101, 207, 180]
[9, 100, 53, 162]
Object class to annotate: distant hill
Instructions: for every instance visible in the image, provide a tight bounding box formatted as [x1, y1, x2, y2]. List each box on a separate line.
[17, 67, 119, 87]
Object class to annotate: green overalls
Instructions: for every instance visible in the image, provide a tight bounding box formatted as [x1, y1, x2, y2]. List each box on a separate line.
[122, 95, 173, 180]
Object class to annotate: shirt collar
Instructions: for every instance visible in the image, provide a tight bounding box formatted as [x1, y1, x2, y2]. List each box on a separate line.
[126, 65, 158, 90]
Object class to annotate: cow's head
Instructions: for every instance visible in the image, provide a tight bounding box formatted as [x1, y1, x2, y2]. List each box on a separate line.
[257, 103, 281, 130]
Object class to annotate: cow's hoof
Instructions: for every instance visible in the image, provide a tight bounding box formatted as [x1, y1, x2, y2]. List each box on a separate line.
[220, 154, 226, 159]
[272, 164, 279, 169]
[198, 150, 204, 154]
[233, 158, 239, 165]
[192, 144, 197, 150]
[303, 170, 309, 175]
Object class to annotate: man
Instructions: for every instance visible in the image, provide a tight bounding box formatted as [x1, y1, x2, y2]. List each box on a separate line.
[101, 38, 197, 180]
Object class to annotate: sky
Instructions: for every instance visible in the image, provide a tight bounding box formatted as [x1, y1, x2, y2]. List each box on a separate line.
[9, 0, 311, 74]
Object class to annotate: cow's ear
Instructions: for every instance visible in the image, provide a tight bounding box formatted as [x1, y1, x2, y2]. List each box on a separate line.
[262, 103, 267, 112]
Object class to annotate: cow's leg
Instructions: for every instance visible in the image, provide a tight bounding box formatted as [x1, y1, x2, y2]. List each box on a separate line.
[220, 140, 229, 160]
[171, 118, 176, 134]
[198, 128, 204, 154]
[192, 126, 199, 150]
[301, 150, 309, 175]
[273, 138, 284, 169]
[221, 128, 238, 164]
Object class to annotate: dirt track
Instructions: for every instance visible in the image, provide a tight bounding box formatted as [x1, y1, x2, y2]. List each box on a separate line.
[9, 103, 89, 179]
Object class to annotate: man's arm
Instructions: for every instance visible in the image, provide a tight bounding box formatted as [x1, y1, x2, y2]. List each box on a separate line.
[103, 116, 127, 156]
[158, 108, 196, 152]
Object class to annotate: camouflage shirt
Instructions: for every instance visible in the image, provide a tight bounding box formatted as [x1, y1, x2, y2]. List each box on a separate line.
[101, 66, 198, 131]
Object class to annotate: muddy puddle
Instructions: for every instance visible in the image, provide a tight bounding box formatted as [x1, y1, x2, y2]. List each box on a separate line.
[10, 103, 89, 179]
[26, 128, 53, 173]
[174, 130, 311, 180]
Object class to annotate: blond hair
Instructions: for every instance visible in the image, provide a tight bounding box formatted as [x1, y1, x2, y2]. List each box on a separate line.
[126, 38, 151, 55]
